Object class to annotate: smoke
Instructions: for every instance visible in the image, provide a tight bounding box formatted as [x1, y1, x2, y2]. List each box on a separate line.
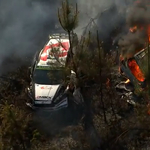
[126, 0, 150, 26]
[0, 0, 62, 74]
[118, 0, 150, 58]
[74, 0, 112, 37]
[0, 0, 145, 73]
[74, 0, 129, 37]
[118, 30, 146, 58]
[73, 0, 150, 57]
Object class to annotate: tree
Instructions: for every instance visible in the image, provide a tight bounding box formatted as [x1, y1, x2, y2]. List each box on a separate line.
[0, 102, 31, 150]
[58, 1, 117, 149]
[58, 0, 78, 74]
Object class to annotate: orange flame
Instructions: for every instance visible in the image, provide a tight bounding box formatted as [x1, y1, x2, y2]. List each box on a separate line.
[130, 26, 138, 33]
[120, 55, 124, 61]
[128, 59, 145, 82]
[125, 79, 130, 83]
[148, 25, 150, 42]
[106, 78, 110, 89]
[129, 26, 144, 33]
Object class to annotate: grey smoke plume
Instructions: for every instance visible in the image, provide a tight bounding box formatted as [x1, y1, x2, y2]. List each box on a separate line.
[75, 0, 129, 37]
[0, 0, 139, 74]
[0, 0, 61, 74]
[75, 0, 113, 37]
[118, 0, 150, 58]
[118, 30, 146, 57]
[73, 0, 131, 55]
[126, 0, 150, 27]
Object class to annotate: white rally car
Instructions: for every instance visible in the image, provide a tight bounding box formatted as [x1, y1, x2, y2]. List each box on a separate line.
[26, 33, 75, 110]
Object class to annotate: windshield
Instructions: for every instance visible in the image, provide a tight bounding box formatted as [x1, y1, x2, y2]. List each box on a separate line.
[33, 69, 65, 85]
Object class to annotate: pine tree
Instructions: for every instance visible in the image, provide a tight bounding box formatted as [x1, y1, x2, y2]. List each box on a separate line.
[58, 0, 78, 73]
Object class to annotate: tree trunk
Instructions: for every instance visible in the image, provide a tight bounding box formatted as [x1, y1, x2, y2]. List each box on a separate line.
[81, 87, 102, 150]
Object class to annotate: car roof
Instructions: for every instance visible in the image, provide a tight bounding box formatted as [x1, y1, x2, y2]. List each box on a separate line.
[37, 33, 70, 67]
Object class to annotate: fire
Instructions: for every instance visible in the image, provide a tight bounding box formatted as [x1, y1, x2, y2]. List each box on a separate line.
[106, 78, 110, 89]
[120, 55, 124, 61]
[148, 25, 150, 42]
[129, 25, 150, 42]
[130, 26, 138, 33]
[128, 59, 145, 82]
[129, 25, 144, 33]
[125, 79, 130, 83]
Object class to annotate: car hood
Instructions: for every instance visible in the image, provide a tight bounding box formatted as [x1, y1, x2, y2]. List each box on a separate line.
[35, 83, 60, 100]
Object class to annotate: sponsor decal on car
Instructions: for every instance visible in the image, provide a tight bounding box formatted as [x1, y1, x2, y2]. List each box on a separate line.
[41, 41, 70, 61]
[40, 86, 52, 90]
